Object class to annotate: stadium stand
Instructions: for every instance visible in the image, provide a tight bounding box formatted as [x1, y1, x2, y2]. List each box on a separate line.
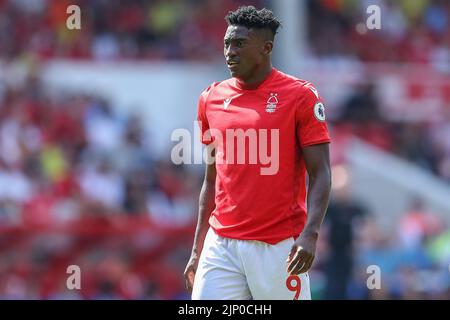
[0, 0, 449, 299]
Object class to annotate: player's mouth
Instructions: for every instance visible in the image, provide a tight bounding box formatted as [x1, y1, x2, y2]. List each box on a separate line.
[227, 61, 239, 70]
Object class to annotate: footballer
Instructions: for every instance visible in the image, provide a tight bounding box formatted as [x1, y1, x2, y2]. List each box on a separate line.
[184, 6, 331, 300]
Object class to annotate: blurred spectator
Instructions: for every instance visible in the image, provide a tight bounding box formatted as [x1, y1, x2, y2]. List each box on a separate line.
[79, 159, 125, 210]
[323, 185, 369, 299]
[339, 82, 382, 124]
[398, 197, 444, 250]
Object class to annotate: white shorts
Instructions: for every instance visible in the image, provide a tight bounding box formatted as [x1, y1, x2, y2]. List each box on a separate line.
[192, 228, 311, 300]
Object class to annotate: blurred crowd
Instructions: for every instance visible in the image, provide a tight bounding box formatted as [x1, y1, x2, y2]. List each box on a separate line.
[0, 0, 449, 300]
[0, 0, 264, 62]
[308, 0, 450, 71]
[0, 216, 193, 299]
[323, 77, 450, 299]
[332, 81, 450, 182]
[317, 189, 450, 300]
[1, 0, 449, 69]
[0, 69, 200, 227]
[0, 69, 199, 299]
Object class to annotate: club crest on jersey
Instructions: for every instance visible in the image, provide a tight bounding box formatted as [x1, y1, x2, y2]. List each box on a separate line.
[265, 93, 278, 113]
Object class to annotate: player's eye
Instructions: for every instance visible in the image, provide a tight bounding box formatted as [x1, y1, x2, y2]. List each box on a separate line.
[236, 40, 244, 48]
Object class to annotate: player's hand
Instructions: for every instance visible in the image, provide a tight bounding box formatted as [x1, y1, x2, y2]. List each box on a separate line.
[183, 255, 199, 294]
[286, 231, 318, 275]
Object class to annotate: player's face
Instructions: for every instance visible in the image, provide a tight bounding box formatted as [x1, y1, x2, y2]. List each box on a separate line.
[224, 25, 268, 81]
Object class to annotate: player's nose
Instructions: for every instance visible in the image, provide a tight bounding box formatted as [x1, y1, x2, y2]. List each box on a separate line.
[225, 45, 238, 58]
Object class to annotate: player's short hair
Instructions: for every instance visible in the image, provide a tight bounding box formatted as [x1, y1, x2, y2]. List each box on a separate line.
[225, 6, 281, 40]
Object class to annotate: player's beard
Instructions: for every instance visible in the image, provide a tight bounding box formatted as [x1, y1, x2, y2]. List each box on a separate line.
[228, 63, 241, 77]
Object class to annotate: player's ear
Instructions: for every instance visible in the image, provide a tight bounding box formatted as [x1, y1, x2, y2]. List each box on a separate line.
[263, 41, 273, 55]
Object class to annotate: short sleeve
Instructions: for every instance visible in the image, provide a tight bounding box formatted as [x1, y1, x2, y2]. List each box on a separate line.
[296, 83, 331, 147]
[197, 86, 214, 145]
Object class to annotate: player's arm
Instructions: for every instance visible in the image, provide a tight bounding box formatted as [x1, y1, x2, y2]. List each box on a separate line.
[287, 143, 331, 275]
[184, 145, 216, 293]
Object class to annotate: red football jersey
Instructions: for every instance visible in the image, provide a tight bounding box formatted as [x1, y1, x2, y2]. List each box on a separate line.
[197, 68, 330, 244]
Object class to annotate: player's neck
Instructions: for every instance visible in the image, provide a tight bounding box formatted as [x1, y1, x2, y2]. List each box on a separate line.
[236, 64, 274, 90]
